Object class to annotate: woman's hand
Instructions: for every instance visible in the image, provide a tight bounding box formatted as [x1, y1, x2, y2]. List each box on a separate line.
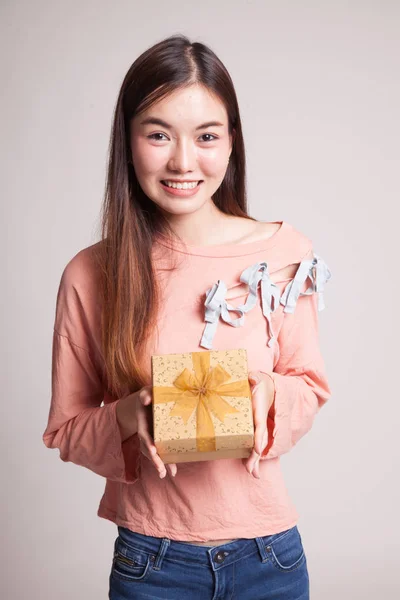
[136, 386, 178, 479]
[243, 371, 275, 479]
[116, 386, 177, 479]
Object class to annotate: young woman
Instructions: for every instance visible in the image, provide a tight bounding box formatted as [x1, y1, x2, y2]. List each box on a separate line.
[43, 34, 331, 600]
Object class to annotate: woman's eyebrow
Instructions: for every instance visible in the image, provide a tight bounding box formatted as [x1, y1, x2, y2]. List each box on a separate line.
[140, 117, 224, 130]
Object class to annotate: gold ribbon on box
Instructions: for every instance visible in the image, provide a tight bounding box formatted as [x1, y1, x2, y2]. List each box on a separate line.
[153, 352, 251, 452]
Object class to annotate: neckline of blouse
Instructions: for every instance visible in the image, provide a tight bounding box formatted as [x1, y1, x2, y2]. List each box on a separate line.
[153, 221, 290, 258]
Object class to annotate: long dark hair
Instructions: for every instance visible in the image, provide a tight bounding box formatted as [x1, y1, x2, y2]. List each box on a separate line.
[97, 34, 254, 396]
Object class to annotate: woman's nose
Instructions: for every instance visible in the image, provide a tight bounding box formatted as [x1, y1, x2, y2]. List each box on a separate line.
[168, 140, 197, 172]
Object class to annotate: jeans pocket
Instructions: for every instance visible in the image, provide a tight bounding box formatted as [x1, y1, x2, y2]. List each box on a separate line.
[265, 526, 306, 573]
[111, 536, 155, 583]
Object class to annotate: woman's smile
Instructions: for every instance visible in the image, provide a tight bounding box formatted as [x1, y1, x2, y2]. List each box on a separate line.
[160, 180, 204, 196]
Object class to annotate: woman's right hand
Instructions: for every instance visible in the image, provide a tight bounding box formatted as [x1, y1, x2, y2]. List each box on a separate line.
[116, 386, 177, 479]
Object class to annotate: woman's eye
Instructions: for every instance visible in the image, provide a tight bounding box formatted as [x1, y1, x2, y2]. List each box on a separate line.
[147, 133, 217, 142]
[148, 133, 168, 141]
[200, 133, 217, 142]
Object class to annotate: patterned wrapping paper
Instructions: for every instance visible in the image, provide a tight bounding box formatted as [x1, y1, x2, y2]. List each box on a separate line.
[151, 349, 254, 464]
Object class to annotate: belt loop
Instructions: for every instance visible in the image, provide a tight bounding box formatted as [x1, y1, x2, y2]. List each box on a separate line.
[255, 537, 269, 563]
[153, 537, 170, 571]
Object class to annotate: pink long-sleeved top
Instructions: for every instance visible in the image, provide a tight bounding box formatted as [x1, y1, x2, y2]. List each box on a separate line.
[43, 221, 332, 542]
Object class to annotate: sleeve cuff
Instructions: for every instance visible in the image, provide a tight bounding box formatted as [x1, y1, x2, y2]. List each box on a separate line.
[106, 400, 141, 484]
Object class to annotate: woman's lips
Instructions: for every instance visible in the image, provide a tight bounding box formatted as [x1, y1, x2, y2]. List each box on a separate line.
[160, 180, 203, 197]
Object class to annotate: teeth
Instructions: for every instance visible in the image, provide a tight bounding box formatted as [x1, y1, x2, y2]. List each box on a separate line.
[163, 180, 199, 189]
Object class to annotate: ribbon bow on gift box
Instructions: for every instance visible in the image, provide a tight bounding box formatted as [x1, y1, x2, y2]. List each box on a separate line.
[153, 351, 251, 452]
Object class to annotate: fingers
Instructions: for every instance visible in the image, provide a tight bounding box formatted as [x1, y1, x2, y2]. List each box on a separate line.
[140, 440, 178, 479]
[166, 463, 178, 477]
[136, 387, 177, 479]
[249, 372, 261, 387]
[243, 428, 269, 478]
[252, 396, 268, 456]
[244, 448, 261, 478]
[249, 371, 270, 461]
[252, 455, 261, 479]
[253, 418, 268, 455]
[138, 386, 153, 406]
[138, 432, 167, 478]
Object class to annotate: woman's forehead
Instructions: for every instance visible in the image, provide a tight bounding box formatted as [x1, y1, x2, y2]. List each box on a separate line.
[132, 85, 229, 130]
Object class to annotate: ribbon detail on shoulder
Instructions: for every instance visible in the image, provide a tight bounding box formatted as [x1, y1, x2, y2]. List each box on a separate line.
[199, 253, 331, 350]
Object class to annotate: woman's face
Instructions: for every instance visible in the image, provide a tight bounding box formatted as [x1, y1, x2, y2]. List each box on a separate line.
[129, 84, 233, 218]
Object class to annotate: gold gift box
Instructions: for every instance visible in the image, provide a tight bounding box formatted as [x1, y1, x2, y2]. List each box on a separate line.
[151, 349, 254, 464]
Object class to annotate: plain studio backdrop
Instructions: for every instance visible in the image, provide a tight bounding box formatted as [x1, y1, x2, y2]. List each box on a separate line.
[2, 1, 399, 598]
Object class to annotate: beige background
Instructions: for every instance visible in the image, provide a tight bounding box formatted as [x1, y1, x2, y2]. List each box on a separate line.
[2, 1, 399, 598]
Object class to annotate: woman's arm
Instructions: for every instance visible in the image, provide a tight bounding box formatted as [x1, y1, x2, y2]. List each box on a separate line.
[42, 254, 142, 484]
[42, 330, 141, 483]
[260, 278, 331, 460]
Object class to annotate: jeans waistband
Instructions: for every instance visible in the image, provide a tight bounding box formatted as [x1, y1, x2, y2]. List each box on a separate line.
[117, 526, 296, 571]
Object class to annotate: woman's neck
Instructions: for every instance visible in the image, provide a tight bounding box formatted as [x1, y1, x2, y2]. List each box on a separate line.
[165, 202, 256, 247]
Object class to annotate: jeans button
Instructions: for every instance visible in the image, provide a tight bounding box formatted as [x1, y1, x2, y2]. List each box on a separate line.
[214, 550, 229, 564]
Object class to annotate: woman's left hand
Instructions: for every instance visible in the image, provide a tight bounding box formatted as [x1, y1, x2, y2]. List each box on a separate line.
[243, 371, 275, 479]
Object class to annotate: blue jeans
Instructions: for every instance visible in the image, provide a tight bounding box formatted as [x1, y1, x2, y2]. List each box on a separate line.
[109, 525, 309, 599]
